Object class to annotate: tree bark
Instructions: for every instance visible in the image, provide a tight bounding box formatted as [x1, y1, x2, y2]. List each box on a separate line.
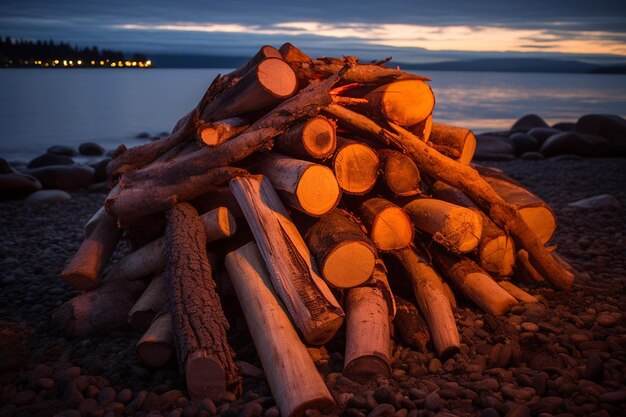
[365, 80, 434, 127]
[197, 117, 249, 147]
[225, 242, 335, 417]
[137, 310, 174, 368]
[359, 197, 414, 252]
[225, 45, 282, 79]
[128, 273, 168, 331]
[429, 123, 476, 165]
[377, 148, 421, 197]
[230, 175, 344, 345]
[332, 137, 379, 195]
[393, 296, 431, 351]
[273, 115, 337, 159]
[164, 203, 241, 401]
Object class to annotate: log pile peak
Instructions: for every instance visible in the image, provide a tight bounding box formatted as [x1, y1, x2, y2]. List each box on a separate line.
[57, 43, 576, 414]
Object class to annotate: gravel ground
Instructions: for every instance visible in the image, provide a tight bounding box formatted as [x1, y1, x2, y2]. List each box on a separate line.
[0, 158, 624, 417]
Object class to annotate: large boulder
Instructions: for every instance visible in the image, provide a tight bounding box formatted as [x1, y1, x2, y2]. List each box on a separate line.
[576, 114, 626, 155]
[78, 142, 105, 156]
[47, 145, 78, 157]
[508, 133, 539, 156]
[0, 173, 42, 199]
[512, 114, 549, 131]
[27, 152, 74, 169]
[25, 165, 94, 191]
[24, 189, 71, 205]
[527, 127, 562, 144]
[540, 132, 610, 157]
[551, 122, 576, 132]
[473, 134, 515, 160]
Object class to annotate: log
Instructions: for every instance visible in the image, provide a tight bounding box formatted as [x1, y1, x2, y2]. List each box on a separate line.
[201, 58, 297, 121]
[393, 247, 460, 358]
[106, 207, 236, 281]
[197, 117, 249, 147]
[61, 207, 122, 290]
[192, 186, 244, 220]
[226, 45, 282, 79]
[497, 281, 538, 304]
[305, 209, 377, 288]
[377, 148, 421, 197]
[128, 273, 168, 331]
[137, 310, 174, 368]
[430, 246, 518, 315]
[393, 296, 431, 351]
[409, 114, 433, 142]
[515, 249, 545, 283]
[274, 115, 337, 159]
[430, 180, 515, 276]
[365, 80, 435, 127]
[332, 137, 379, 195]
[429, 123, 476, 165]
[164, 203, 241, 401]
[230, 175, 344, 345]
[254, 153, 340, 217]
[225, 242, 335, 417]
[359, 197, 414, 252]
[404, 197, 483, 253]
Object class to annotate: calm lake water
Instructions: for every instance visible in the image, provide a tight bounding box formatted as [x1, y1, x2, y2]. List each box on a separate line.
[1, 68, 626, 162]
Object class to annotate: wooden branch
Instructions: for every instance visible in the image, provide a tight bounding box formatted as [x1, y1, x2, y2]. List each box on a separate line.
[254, 153, 340, 216]
[197, 117, 249, 147]
[273, 115, 337, 159]
[393, 247, 460, 358]
[324, 103, 573, 290]
[377, 149, 421, 197]
[230, 175, 344, 345]
[128, 273, 168, 330]
[498, 281, 539, 303]
[225, 45, 282, 79]
[164, 203, 241, 401]
[394, 296, 431, 351]
[225, 242, 335, 417]
[365, 80, 434, 127]
[409, 114, 433, 142]
[429, 123, 476, 165]
[61, 207, 122, 290]
[359, 197, 414, 252]
[515, 249, 544, 283]
[332, 137, 379, 195]
[305, 209, 377, 288]
[137, 310, 174, 368]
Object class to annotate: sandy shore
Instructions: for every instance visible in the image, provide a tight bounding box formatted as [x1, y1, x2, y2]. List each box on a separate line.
[1, 158, 624, 417]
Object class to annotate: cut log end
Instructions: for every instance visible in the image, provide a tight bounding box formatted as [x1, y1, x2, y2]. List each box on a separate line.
[216, 206, 237, 238]
[367, 80, 434, 127]
[480, 234, 516, 276]
[199, 126, 219, 146]
[465, 272, 518, 315]
[379, 149, 421, 196]
[302, 116, 337, 158]
[322, 241, 376, 288]
[185, 351, 227, 402]
[296, 165, 341, 216]
[367, 204, 414, 252]
[344, 355, 391, 383]
[334, 142, 379, 195]
[257, 58, 298, 98]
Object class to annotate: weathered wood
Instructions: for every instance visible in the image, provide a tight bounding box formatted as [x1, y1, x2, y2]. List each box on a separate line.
[359, 197, 414, 252]
[393, 247, 460, 358]
[164, 203, 241, 401]
[404, 197, 483, 253]
[255, 153, 340, 216]
[197, 117, 249, 147]
[429, 123, 476, 165]
[393, 296, 431, 351]
[137, 310, 174, 368]
[128, 273, 168, 330]
[226, 45, 282, 79]
[497, 281, 538, 303]
[377, 148, 421, 197]
[305, 209, 377, 288]
[365, 80, 435, 127]
[61, 207, 122, 290]
[332, 137, 379, 195]
[230, 175, 344, 344]
[409, 114, 433, 142]
[225, 242, 335, 417]
[274, 115, 337, 159]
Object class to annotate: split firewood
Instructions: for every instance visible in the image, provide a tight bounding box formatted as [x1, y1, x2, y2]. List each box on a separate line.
[429, 180, 516, 276]
[497, 281, 539, 303]
[106, 207, 236, 282]
[305, 209, 377, 288]
[393, 247, 460, 358]
[225, 242, 335, 417]
[365, 80, 435, 127]
[164, 203, 241, 401]
[225, 45, 282, 79]
[377, 149, 421, 197]
[324, 104, 573, 290]
[430, 245, 518, 315]
[393, 296, 431, 351]
[332, 137, 379, 195]
[137, 310, 174, 368]
[61, 207, 122, 290]
[359, 197, 414, 252]
[197, 117, 249, 147]
[230, 175, 344, 345]
[128, 273, 168, 331]
[201, 57, 298, 122]
[273, 115, 337, 159]
[428, 123, 477, 165]
[254, 153, 340, 217]
[403, 197, 483, 253]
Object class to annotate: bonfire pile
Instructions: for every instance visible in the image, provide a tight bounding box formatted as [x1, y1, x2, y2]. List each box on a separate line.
[54, 43, 576, 415]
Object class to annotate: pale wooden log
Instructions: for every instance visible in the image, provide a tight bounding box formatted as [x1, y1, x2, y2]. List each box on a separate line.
[226, 242, 335, 417]
[429, 123, 476, 165]
[409, 114, 433, 142]
[106, 207, 236, 281]
[497, 281, 539, 303]
[359, 197, 414, 252]
[128, 273, 168, 331]
[377, 149, 421, 197]
[430, 180, 516, 276]
[230, 175, 344, 345]
[441, 281, 457, 309]
[332, 137, 379, 195]
[365, 80, 435, 127]
[254, 153, 340, 217]
[164, 203, 241, 401]
[393, 247, 460, 358]
[201, 58, 297, 121]
[305, 209, 377, 288]
[137, 310, 174, 368]
[430, 246, 518, 315]
[404, 197, 483, 253]
[226, 45, 282, 79]
[394, 296, 431, 351]
[274, 115, 337, 159]
[197, 117, 249, 147]
[61, 208, 122, 290]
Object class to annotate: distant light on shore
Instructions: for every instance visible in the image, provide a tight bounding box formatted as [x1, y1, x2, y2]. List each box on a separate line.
[3, 58, 153, 68]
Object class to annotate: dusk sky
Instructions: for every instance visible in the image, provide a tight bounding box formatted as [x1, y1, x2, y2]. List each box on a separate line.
[1, 0, 626, 63]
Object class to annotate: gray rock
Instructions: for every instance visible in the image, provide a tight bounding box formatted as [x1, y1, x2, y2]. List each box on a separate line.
[567, 194, 620, 210]
[79, 142, 105, 156]
[423, 392, 440, 410]
[527, 127, 563, 143]
[25, 164, 94, 191]
[552, 122, 576, 131]
[540, 131, 610, 157]
[27, 152, 74, 169]
[512, 114, 549, 130]
[583, 353, 604, 382]
[509, 133, 539, 155]
[576, 114, 626, 154]
[47, 145, 78, 157]
[24, 189, 71, 204]
[520, 151, 544, 160]
[0, 172, 42, 199]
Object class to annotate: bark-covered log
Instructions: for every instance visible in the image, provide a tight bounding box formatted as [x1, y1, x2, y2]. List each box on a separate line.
[197, 117, 249, 147]
[377, 148, 421, 197]
[393, 296, 431, 351]
[137, 310, 174, 368]
[365, 80, 434, 127]
[128, 273, 168, 330]
[164, 203, 241, 401]
[429, 123, 476, 165]
[409, 114, 433, 142]
[332, 137, 379, 195]
[359, 197, 414, 252]
[497, 281, 539, 303]
[225, 45, 282, 79]
[273, 115, 337, 159]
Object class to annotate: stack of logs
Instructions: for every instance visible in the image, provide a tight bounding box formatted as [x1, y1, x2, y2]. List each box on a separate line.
[55, 43, 576, 416]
